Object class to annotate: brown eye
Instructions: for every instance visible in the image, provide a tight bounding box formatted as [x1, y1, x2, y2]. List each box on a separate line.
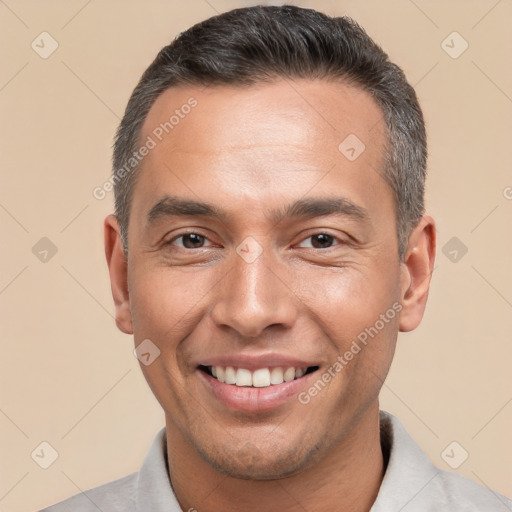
[311, 234, 335, 248]
[169, 233, 212, 249]
[298, 233, 338, 249]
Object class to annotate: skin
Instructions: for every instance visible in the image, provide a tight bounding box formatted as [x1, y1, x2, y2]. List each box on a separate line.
[105, 79, 436, 512]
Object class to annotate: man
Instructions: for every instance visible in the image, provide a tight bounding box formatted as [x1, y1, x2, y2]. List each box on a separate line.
[40, 4, 511, 512]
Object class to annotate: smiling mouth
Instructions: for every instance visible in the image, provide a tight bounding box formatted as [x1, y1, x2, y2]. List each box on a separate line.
[198, 365, 319, 388]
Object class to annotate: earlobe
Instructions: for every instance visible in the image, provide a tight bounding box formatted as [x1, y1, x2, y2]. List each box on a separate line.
[398, 215, 436, 333]
[104, 214, 133, 334]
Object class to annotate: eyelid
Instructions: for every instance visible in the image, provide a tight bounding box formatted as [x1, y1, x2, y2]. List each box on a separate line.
[295, 231, 346, 249]
[163, 229, 349, 250]
[164, 229, 215, 248]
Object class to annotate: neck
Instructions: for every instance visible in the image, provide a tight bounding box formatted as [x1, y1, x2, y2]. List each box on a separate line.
[166, 403, 384, 512]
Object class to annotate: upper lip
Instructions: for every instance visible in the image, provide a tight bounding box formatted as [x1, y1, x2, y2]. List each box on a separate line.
[198, 353, 320, 371]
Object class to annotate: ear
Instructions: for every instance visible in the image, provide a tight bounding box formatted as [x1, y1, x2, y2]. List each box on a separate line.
[399, 215, 436, 332]
[104, 214, 133, 334]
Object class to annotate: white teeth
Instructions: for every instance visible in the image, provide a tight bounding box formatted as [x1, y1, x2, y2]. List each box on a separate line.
[252, 368, 271, 387]
[283, 367, 295, 382]
[209, 365, 310, 387]
[270, 367, 284, 384]
[224, 366, 236, 384]
[235, 368, 252, 386]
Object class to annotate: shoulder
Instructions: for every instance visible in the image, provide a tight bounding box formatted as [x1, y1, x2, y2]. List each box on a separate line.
[430, 468, 512, 511]
[37, 426, 173, 512]
[38, 472, 137, 512]
[375, 411, 512, 512]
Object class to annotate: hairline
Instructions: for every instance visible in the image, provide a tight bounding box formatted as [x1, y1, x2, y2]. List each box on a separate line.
[119, 76, 405, 258]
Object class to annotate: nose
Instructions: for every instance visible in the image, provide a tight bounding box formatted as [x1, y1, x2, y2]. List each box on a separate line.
[210, 248, 299, 339]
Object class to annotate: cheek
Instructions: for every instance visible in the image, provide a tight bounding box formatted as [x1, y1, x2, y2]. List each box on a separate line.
[128, 269, 207, 415]
[299, 264, 400, 336]
[127, 267, 220, 390]
[295, 262, 401, 390]
[304, 270, 400, 409]
[129, 266, 214, 338]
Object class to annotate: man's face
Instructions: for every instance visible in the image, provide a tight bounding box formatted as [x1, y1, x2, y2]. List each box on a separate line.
[121, 80, 406, 478]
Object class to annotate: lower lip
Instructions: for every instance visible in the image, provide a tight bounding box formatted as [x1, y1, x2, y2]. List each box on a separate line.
[198, 369, 316, 413]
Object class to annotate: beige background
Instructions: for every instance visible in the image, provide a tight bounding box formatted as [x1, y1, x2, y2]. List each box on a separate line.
[1, 0, 511, 510]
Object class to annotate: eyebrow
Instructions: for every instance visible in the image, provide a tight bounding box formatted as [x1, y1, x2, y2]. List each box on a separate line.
[147, 195, 369, 225]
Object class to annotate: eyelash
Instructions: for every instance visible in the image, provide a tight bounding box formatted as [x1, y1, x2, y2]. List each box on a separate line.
[165, 231, 344, 250]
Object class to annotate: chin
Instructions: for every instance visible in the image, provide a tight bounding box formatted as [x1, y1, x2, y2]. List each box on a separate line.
[193, 437, 320, 481]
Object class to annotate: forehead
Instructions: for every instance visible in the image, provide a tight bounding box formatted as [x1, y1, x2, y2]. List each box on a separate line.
[134, 79, 391, 225]
[141, 79, 386, 161]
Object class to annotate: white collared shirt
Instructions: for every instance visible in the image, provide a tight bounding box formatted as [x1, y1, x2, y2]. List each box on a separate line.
[39, 411, 512, 511]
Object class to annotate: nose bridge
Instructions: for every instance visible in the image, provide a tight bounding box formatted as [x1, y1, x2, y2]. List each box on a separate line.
[210, 244, 297, 338]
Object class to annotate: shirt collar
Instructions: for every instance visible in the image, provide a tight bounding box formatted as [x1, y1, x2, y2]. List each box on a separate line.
[135, 426, 183, 512]
[370, 410, 439, 511]
[133, 411, 439, 511]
